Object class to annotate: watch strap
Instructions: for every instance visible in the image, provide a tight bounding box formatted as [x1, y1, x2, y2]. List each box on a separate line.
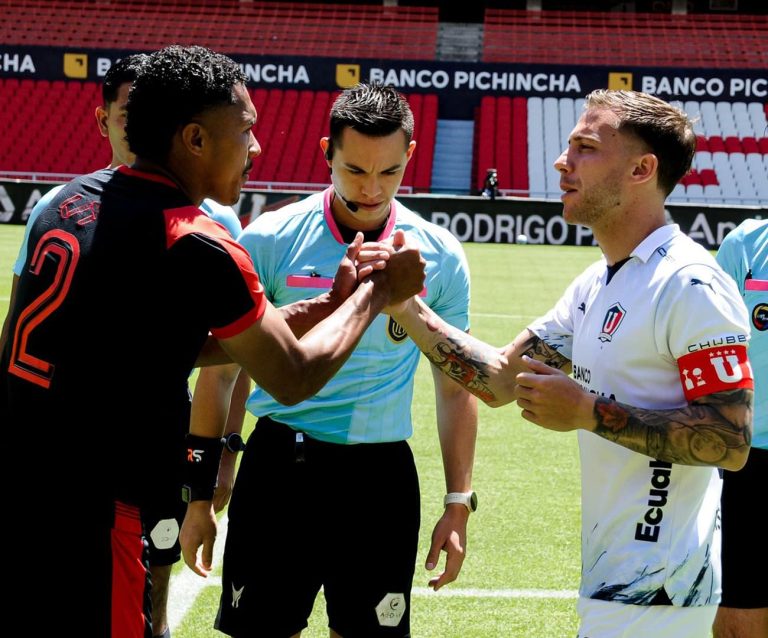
[444, 491, 477, 512]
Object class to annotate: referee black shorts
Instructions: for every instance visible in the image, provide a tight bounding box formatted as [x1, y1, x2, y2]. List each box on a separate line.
[216, 416, 420, 638]
[719, 446, 768, 608]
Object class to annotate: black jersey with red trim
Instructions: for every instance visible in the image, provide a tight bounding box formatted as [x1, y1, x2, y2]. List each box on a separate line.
[0, 166, 265, 506]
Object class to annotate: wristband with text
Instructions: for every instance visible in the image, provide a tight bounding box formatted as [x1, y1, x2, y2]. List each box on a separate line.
[182, 434, 225, 503]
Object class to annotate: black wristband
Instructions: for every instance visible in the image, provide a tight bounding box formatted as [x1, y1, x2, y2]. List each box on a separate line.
[182, 434, 225, 502]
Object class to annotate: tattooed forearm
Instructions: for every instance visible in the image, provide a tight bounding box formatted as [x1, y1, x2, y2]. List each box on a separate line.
[519, 334, 571, 371]
[426, 335, 498, 403]
[592, 388, 753, 468]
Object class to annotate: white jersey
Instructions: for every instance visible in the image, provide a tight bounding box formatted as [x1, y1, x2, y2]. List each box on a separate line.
[529, 224, 752, 607]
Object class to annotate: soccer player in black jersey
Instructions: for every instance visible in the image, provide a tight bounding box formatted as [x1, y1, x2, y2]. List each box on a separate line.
[0, 46, 424, 638]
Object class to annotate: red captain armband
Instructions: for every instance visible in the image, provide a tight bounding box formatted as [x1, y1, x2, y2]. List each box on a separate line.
[677, 345, 754, 402]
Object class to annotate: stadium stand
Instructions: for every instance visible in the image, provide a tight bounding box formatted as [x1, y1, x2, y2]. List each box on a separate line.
[1, 2, 766, 201]
[1, 1, 439, 60]
[483, 9, 768, 69]
[473, 95, 767, 203]
[0, 79, 438, 192]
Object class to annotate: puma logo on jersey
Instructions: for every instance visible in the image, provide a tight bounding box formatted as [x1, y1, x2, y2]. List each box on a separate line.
[690, 278, 715, 292]
[578, 302, 586, 314]
[232, 584, 245, 608]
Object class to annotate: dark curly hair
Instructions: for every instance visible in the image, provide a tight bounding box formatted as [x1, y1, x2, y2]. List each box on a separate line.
[327, 83, 414, 158]
[125, 45, 246, 164]
[102, 53, 148, 105]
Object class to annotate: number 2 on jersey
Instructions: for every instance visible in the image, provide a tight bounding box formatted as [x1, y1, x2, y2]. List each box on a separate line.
[9, 229, 80, 388]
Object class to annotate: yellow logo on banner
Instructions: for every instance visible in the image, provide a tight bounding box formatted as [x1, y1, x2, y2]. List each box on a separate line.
[608, 72, 633, 90]
[336, 64, 360, 88]
[64, 53, 88, 79]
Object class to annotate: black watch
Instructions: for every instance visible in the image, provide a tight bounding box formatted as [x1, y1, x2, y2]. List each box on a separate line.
[181, 484, 214, 503]
[222, 432, 246, 453]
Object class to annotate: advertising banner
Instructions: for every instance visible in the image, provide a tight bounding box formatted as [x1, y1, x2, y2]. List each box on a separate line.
[2, 46, 765, 118]
[2, 181, 762, 251]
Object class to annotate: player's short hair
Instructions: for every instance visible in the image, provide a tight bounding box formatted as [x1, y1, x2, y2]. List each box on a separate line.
[584, 89, 696, 197]
[327, 83, 414, 158]
[125, 45, 246, 164]
[102, 54, 148, 105]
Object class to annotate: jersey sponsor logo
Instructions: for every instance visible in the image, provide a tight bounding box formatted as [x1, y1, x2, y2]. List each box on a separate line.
[677, 344, 753, 401]
[376, 593, 406, 627]
[59, 194, 99, 226]
[752, 303, 768, 331]
[635, 460, 672, 543]
[387, 316, 408, 343]
[686, 334, 747, 352]
[572, 365, 591, 384]
[598, 302, 626, 342]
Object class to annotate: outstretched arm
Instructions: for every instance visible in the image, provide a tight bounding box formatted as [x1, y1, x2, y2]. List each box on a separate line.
[390, 297, 569, 407]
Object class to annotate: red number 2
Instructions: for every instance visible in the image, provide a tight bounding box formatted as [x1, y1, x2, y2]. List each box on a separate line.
[9, 229, 80, 388]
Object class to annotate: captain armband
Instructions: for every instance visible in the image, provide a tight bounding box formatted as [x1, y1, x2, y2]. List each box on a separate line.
[181, 434, 225, 503]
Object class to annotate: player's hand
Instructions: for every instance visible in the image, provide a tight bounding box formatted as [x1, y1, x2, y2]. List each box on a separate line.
[369, 229, 425, 307]
[179, 500, 218, 577]
[330, 233, 391, 302]
[514, 356, 596, 431]
[425, 505, 469, 591]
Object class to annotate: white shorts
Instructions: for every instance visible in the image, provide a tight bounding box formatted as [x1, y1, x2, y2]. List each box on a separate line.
[576, 597, 717, 638]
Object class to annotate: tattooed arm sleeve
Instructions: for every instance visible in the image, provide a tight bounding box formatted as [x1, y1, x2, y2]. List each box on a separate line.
[391, 297, 571, 407]
[591, 388, 753, 471]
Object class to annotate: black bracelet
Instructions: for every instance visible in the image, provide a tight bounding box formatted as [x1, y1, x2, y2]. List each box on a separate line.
[182, 434, 225, 502]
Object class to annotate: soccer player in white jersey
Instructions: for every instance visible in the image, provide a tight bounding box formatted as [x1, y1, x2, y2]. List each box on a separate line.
[389, 89, 754, 638]
[184, 83, 477, 638]
[713, 219, 767, 638]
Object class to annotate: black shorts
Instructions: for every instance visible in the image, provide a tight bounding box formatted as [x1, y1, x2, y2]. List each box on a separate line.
[216, 417, 420, 638]
[141, 423, 187, 567]
[142, 500, 185, 567]
[13, 498, 151, 637]
[719, 446, 768, 608]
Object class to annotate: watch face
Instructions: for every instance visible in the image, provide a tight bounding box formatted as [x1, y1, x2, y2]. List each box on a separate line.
[225, 432, 244, 453]
[181, 485, 192, 504]
[469, 491, 478, 512]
